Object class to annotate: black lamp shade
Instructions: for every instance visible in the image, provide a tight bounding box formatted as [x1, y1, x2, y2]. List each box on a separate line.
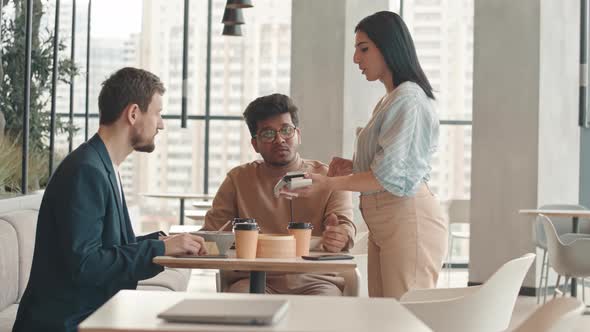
[222, 8, 245, 25]
[222, 24, 242, 36]
[226, 0, 253, 9]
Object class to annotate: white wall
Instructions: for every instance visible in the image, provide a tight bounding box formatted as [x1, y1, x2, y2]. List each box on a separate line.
[470, 0, 580, 288]
[291, 0, 387, 163]
[290, 0, 390, 245]
[538, 0, 580, 206]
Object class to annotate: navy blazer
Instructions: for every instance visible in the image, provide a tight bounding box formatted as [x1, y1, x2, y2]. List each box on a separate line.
[13, 134, 165, 332]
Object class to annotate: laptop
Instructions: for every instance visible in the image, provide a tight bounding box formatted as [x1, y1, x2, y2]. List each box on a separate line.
[157, 298, 289, 326]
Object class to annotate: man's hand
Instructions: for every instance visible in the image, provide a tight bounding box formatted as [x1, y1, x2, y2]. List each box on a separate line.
[327, 157, 353, 177]
[321, 213, 349, 252]
[163, 233, 208, 256]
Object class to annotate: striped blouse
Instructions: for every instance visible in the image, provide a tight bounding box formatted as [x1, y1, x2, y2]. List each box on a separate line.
[353, 81, 439, 197]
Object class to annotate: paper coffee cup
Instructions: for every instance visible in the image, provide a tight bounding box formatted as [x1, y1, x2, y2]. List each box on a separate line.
[234, 222, 259, 259]
[287, 222, 313, 256]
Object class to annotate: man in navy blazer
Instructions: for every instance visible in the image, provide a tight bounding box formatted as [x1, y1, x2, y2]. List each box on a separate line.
[13, 67, 207, 332]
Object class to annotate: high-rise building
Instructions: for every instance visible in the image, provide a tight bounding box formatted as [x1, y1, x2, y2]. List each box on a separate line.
[127, 0, 292, 230]
[402, 0, 474, 201]
[400, 0, 474, 262]
[47, 1, 140, 169]
[48, 0, 472, 233]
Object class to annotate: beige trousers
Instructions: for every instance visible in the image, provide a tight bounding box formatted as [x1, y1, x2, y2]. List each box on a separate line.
[360, 184, 448, 299]
[226, 272, 344, 296]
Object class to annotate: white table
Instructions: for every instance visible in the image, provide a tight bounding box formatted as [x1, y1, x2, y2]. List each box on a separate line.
[154, 252, 357, 294]
[185, 209, 207, 221]
[78, 290, 432, 332]
[519, 209, 590, 233]
[169, 224, 202, 234]
[192, 201, 213, 209]
[519, 208, 590, 297]
[141, 193, 215, 225]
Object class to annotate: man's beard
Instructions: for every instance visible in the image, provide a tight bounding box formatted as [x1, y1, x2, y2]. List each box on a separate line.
[134, 142, 155, 153]
[131, 131, 156, 153]
[267, 159, 290, 167]
[265, 151, 295, 167]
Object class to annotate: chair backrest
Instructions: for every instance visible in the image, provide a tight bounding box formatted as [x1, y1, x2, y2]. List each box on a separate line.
[532, 204, 587, 249]
[447, 199, 470, 225]
[470, 253, 536, 330]
[0, 194, 42, 313]
[0, 219, 18, 312]
[402, 253, 535, 332]
[340, 267, 361, 296]
[511, 297, 584, 332]
[540, 215, 590, 277]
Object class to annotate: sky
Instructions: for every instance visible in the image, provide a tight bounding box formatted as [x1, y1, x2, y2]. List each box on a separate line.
[91, 0, 143, 38]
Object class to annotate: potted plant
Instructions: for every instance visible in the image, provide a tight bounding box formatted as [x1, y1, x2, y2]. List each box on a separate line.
[0, 0, 78, 195]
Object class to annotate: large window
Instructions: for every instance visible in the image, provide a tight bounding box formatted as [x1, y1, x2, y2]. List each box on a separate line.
[4, 1, 471, 255]
[50, 0, 292, 233]
[398, 0, 474, 201]
[394, 0, 474, 264]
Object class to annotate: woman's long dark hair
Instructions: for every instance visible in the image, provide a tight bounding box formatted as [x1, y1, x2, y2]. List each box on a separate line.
[355, 11, 435, 99]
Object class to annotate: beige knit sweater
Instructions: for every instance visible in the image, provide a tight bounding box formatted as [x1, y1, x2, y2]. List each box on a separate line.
[202, 154, 356, 245]
[201, 154, 356, 294]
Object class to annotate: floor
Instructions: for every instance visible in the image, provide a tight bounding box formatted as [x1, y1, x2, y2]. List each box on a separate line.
[186, 268, 590, 331]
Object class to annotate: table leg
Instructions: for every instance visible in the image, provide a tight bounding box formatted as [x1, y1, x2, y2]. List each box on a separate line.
[571, 217, 579, 297]
[179, 198, 185, 225]
[249, 271, 266, 294]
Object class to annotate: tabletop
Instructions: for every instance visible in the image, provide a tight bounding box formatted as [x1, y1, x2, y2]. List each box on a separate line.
[519, 209, 590, 218]
[141, 192, 215, 200]
[192, 201, 213, 208]
[78, 290, 431, 332]
[169, 225, 203, 234]
[185, 209, 207, 220]
[154, 252, 357, 274]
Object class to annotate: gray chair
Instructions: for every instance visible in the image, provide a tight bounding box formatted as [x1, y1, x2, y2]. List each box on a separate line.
[540, 215, 590, 305]
[444, 199, 470, 285]
[533, 204, 590, 303]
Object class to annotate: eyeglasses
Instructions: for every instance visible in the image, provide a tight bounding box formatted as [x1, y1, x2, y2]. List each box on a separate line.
[254, 125, 297, 143]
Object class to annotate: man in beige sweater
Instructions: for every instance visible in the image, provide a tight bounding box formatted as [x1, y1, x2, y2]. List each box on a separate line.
[202, 93, 355, 296]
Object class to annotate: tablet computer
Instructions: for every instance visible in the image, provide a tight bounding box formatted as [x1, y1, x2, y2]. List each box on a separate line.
[158, 298, 289, 326]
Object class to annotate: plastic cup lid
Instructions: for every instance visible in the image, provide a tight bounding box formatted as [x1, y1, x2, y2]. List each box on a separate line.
[232, 218, 256, 225]
[233, 223, 259, 231]
[287, 222, 314, 229]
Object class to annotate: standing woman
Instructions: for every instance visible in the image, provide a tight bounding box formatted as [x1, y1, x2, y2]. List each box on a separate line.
[284, 11, 447, 299]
